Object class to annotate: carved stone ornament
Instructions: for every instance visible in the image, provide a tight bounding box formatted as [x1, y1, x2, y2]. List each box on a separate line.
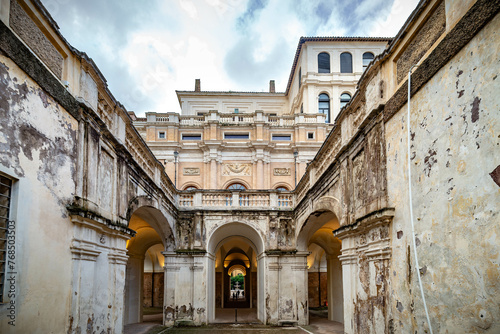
[183, 167, 200, 175]
[222, 163, 251, 176]
[274, 168, 291, 176]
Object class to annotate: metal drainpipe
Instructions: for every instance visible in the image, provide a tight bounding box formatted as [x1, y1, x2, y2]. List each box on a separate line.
[407, 65, 433, 334]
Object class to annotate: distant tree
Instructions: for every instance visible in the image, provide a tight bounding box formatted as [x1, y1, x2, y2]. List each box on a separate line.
[230, 273, 245, 290]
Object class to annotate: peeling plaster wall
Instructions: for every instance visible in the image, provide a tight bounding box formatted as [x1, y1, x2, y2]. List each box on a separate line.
[0, 54, 77, 333]
[386, 13, 500, 334]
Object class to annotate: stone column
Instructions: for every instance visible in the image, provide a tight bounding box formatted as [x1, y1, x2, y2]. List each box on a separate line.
[69, 243, 100, 333]
[334, 208, 394, 334]
[192, 253, 208, 324]
[108, 248, 129, 333]
[326, 254, 343, 323]
[163, 252, 176, 326]
[264, 253, 280, 324]
[124, 254, 144, 324]
[163, 252, 208, 327]
[69, 215, 132, 334]
[294, 252, 310, 325]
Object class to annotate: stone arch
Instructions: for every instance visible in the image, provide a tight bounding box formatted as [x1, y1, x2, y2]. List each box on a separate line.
[296, 196, 343, 325]
[208, 221, 264, 255]
[181, 181, 202, 190]
[221, 178, 251, 190]
[126, 195, 175, 250]
[207, 222, 265, 323]
[272, 182, 292, 190]
[124, 197, 176, 326]
[296, 196, 341, 248]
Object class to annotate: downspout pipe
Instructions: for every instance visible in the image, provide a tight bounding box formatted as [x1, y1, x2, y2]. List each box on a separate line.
[407, 65, 433, 334]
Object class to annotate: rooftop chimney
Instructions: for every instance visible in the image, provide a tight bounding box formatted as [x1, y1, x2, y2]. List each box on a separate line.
[269, 80, 275, 93]
[195, 79, 201, 92]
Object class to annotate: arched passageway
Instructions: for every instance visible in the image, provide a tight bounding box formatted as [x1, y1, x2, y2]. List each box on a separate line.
[207, 223, 265, 324]
[124, 205, 174, 326]
[297, 207, 344, 327]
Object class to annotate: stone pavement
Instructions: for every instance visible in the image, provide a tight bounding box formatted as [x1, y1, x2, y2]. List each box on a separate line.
[124, 310, 344, 334]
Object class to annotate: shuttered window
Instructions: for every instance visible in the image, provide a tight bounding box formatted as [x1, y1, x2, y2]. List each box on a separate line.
[318, 52, 330, 73]
[340, 52, 353, 73]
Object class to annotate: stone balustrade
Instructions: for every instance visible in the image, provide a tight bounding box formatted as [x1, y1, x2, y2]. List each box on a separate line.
[178, 190, 294, 210]
[144, 110, 327, 127]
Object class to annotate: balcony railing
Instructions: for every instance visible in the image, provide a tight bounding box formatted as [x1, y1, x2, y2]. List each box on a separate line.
[145, 111, 327, 127]
[178, 190, 294, 210]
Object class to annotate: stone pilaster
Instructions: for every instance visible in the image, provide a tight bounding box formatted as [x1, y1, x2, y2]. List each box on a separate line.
[334, 208, 394, 334]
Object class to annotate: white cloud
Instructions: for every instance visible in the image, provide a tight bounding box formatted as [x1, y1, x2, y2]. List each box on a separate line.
[368, 0, 420, 37]
[179, 0, 199, 19]
[45, 0, 420, 116]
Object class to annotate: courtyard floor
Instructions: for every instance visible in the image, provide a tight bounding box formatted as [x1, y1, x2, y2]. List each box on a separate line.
[124, 308, 344, 334]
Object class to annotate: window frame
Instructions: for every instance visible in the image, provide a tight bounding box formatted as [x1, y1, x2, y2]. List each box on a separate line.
[0, 174, 14, 304]
[317, 52, 330, 73]
[298, 68, 302, 88]
[340, 52, 353, 73]
[181, 133, 202, 141]
[226, 183, 247, 190]
[318, 93, 330, 123]
[363, 52, 375, 69]
[340, 92, 352, 110]
[224, 132, 250, 140]
[271, 134, 292, 141]
[158, 131, 166, 139]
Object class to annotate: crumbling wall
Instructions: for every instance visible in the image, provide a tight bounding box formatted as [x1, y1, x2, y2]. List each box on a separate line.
[0, 54, 77, 333]
[386, 12, 500, 334]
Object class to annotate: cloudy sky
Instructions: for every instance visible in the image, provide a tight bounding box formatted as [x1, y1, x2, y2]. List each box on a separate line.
[43, 0, 419, 116]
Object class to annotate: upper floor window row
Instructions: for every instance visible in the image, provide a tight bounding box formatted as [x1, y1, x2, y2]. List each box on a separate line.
[316, 52, 376, 74]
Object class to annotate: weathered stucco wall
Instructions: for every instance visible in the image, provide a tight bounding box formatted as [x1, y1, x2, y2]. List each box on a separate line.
[0, 54, 77, 333]
[386, 12, 500, 333]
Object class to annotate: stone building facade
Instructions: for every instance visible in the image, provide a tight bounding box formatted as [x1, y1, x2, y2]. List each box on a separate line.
[131, 37, 389, 191]
[0, 0, 499, 334]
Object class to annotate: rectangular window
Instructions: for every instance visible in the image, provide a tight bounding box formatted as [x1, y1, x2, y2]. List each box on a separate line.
[224, 133, 249, 140]
[272, 134, 291, 141]
[0, 175, 13, 303]
[182, 134, 202, 140]
[234, 108, 239, 113]
[158, 131, 166, 139]
[307, 132, 314, 139]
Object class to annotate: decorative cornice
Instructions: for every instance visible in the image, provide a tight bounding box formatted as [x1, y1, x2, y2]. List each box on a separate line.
[333, 208, 395, 239]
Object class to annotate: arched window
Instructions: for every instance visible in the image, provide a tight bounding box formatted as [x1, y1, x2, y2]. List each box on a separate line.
[184, 186, 198, 191]
[318, 93, 330, 123]
[226, 183, 247, 190]
[340, 52, 352, 73]
[298, 68, 302, 88]
[318, 52, 330, 73]
[340, 93, 351, 110]
[363, 52, 374, 69]
[276, 186, 288, 191]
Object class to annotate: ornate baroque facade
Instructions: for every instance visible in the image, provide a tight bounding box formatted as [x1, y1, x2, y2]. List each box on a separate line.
[0, 0, 499, 334]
